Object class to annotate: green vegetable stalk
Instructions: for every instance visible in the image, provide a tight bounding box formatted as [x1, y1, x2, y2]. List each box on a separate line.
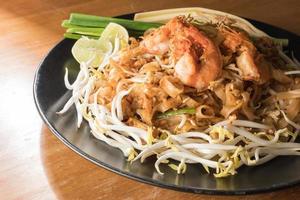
[70, 13, 162, 31]
[62, 13, 163, 40]
[156, 107, 196, 119]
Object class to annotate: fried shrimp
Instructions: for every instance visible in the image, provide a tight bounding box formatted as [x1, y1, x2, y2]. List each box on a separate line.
[219, 27, 271, 84]
[141, 17, 223, 90]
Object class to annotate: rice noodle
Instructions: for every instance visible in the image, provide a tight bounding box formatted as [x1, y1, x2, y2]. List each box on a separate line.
[58, 16, 300, 177]
[155, 55, 174, 69]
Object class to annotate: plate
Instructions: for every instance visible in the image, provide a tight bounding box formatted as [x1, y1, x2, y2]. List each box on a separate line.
[33, 13, 300, 195]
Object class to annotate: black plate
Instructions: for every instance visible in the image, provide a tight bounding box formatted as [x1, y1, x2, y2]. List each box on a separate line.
[33, 13, 300, 195]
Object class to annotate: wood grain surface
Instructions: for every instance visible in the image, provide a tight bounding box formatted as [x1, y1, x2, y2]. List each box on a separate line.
[0, 0, 300, 199]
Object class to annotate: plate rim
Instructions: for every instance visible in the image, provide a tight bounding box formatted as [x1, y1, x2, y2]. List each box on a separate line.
[33, 13, 300, 195]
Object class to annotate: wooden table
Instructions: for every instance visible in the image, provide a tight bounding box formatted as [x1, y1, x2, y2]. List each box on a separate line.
[1, 0, 300, 199]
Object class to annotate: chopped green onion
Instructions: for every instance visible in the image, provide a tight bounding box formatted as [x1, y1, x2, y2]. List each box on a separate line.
[156, 107, 196, 119]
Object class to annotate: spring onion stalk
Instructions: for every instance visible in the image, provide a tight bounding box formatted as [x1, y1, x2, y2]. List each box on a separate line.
[70, 13, 162, 31]
[61, 20, 82, 28]
[67, 27, 144, 38]
[62, 13, 155, 39]
[67, 27, 105, 37]
[156, 107, 196, 119]
[63, 33, 98, 40]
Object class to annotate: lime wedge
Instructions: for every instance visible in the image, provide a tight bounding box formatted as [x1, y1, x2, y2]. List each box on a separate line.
[71, 23, 129, 67]
[71, 37, 112, 67]
[99, 22, 129, 47]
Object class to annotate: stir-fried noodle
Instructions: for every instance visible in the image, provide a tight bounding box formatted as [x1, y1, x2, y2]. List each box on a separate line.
[58, 16, 300, 177]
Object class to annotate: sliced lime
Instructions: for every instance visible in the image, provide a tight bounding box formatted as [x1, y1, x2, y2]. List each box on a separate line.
[71, 23, 129, 67]
[71, 37, 112, 67]
[99, 22, 129, 48]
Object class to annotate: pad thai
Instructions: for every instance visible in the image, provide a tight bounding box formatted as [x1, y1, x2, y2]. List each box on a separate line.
[58, 14, 300, 177]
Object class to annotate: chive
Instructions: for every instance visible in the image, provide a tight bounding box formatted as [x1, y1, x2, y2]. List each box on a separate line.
[63, 33, 98, 40]
[156, 107, 196, 119]
[70, 13, 162, 31]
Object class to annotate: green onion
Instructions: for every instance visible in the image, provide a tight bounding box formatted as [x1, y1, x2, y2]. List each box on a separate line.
[156, 107, 196, 119]
[61, 20, 82, 28]
[67, 27, 104, 37]
[67, 27, 144, 38]
[63, 33, 98, 40]
[70, 13, 162, 31]
[62, 13, 162, 40]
